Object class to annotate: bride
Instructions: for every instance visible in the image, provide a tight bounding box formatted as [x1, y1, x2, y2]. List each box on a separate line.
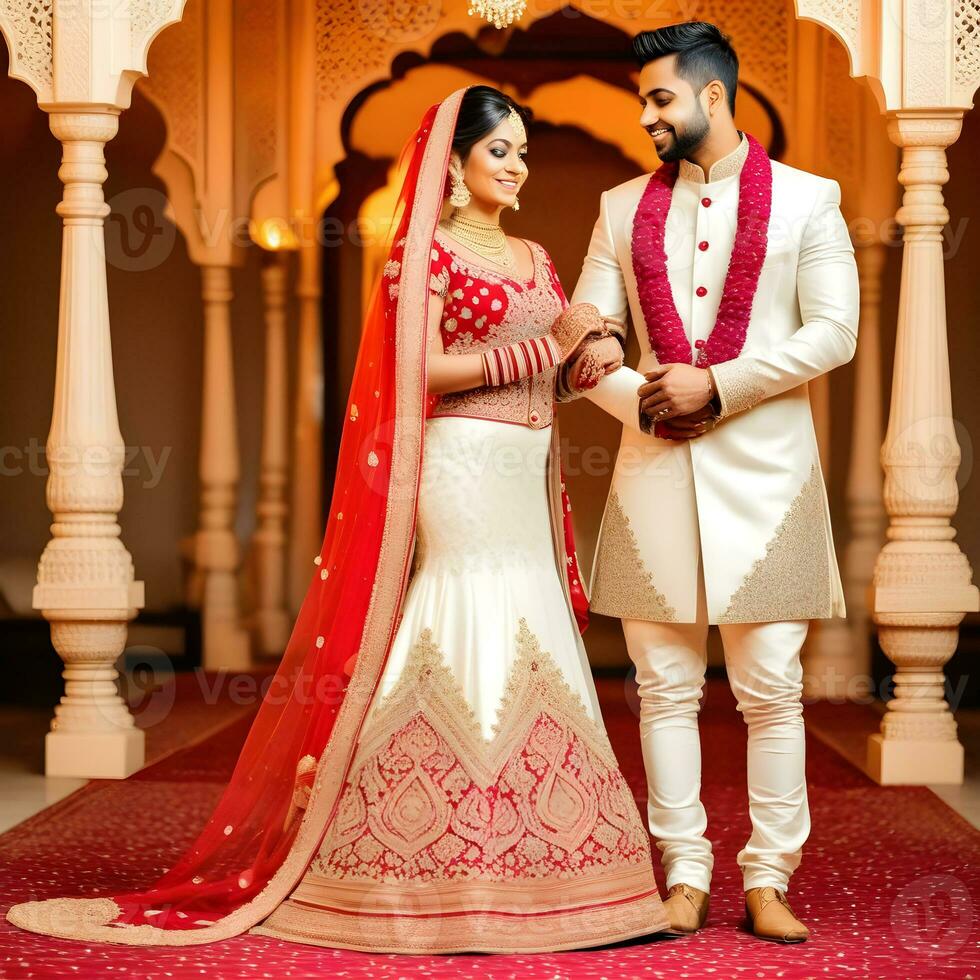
[7, 85, 669, 954]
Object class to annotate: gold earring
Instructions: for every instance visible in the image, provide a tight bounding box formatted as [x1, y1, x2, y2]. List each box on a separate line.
[449, 161, 471, 208]
[512, 196, 520, 211]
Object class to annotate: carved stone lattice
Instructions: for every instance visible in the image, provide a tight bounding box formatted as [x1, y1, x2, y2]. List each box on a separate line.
[799, 0, 859, 56]
[236, 0, 278, 188]
[954, 0, 980, 89]
[130, 0, 174, 54]
[697, 0, 790, 111]
[142, 0, 203, 171]
[315, 0, 443, 100]
[0, 0, 53, 96]
[822, 31, 859, 183]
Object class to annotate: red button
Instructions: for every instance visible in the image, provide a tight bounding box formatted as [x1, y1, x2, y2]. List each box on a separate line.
[694, 339, 705, 348]
[696, 286, 708, 297]
[701, 197, 712, 207]
[698, 240, 710, 251]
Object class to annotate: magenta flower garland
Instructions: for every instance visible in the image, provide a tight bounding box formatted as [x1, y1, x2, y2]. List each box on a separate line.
[631, 133, 773, 369]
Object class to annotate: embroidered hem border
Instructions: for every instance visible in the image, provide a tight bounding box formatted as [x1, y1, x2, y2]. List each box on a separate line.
[248, 885, 667, 954]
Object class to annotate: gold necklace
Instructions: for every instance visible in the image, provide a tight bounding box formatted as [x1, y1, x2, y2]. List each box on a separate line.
[440, 210, 516, 270]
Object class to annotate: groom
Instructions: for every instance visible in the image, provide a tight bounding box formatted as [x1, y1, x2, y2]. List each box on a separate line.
[559, 23, 859, 942]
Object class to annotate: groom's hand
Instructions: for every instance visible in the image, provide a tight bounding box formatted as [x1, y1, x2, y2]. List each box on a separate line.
[639, 363, 713, 425]
[656, 403, 717, 440]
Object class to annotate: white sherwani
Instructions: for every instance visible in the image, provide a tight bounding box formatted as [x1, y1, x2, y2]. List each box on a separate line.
[568, 134, 860, 625]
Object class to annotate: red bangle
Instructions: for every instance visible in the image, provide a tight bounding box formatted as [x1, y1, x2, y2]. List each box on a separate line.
[482, 336, 560, 386]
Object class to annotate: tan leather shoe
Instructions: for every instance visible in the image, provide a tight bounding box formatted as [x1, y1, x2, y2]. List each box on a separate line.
[662, 883, 710, 935]
[744, 886, 810, 943]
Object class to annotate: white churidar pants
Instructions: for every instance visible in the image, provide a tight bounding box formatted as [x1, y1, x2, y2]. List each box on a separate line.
[623, 549, 810, 893]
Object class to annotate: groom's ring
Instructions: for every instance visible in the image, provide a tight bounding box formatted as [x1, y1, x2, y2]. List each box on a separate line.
[654, 407, 669, 421]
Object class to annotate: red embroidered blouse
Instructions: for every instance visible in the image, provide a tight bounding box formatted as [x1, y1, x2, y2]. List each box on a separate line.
[422, 229, 567, 429]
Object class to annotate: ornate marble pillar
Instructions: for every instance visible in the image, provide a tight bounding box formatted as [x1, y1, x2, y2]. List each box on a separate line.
[197, 263, 250, 670]
[801, 371, 857, 700]
[34, 109, 146, 778]
[868, 111, 979, 784]
[288, 242, 323, 614]
[844, 239, 887, 686]
[251, 250, 292, 655]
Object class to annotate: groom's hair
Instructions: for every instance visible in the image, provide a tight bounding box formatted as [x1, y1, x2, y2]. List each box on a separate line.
[633, 22, 739, 116]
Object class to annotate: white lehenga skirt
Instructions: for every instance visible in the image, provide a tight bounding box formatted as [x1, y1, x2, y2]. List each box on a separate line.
[252, 417, 667, 953]
[377, 416, 604, 739]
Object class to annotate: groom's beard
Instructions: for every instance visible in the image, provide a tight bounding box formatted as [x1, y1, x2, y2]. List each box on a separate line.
[653, 107, 711, 164]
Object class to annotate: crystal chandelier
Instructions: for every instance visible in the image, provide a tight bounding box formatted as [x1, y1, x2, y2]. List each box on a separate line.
[467, 0, 526, 29]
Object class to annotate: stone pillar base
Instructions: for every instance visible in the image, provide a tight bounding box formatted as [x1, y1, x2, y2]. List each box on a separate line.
[203, 619, 252, 671]
[46, 728, 144, 779]
[867, 733, 964, 785]
[253, 608, 292, 658]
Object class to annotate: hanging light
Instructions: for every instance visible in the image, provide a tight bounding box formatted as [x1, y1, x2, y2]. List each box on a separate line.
[467, 0, 526, 29]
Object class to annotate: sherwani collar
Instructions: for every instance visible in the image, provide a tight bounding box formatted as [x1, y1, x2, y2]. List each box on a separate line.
[677, 131, 748, 184]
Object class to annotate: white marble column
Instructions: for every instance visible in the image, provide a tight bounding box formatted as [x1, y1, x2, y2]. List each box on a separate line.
[288, 241, 323, 614]
[251, 250, 292, 655]
[801, 370, 858, 700]
[868, 111, 979, 784]
[844, 240, 887, 686]
[35, 109, 145, 778]
[197, 263, 250, 670]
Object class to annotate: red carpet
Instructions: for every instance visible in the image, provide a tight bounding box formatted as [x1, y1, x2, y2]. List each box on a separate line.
[1, 678, 977, 979]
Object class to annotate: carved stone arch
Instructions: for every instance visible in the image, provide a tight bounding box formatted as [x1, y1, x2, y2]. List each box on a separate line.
[0, 0, 53, 100]
[132, 0, 286, 263]
[113, 0, 189, 108]
[133, 0, 206, 261]
[794, 0, 861, 75]
[797, 0, 980, 110]
[315, 0, 794, 210]
[0, 0, 188, 116]
[347, 61, 784, 182]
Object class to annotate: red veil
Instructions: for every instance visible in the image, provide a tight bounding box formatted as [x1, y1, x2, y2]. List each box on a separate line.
[7, 87, 589, 946]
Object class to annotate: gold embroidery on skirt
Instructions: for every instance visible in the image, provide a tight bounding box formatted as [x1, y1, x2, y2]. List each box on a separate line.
[590, 491, 677, 622]
[303, 619, 650, 882]
[253, 619, 667, 952]
[718, 462, 832, 623]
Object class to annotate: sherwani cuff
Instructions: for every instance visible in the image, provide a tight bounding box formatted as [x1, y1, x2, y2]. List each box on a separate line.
[583, 364, 648, 435]
[708, 361, 767, 419]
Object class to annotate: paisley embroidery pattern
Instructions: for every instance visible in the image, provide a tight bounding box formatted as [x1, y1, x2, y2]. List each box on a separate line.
[309, 619, 649, 880]
[253, 620, 666, 951]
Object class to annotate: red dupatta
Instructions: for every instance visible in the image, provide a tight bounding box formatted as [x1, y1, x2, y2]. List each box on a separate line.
[8, 86, 589, 946]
